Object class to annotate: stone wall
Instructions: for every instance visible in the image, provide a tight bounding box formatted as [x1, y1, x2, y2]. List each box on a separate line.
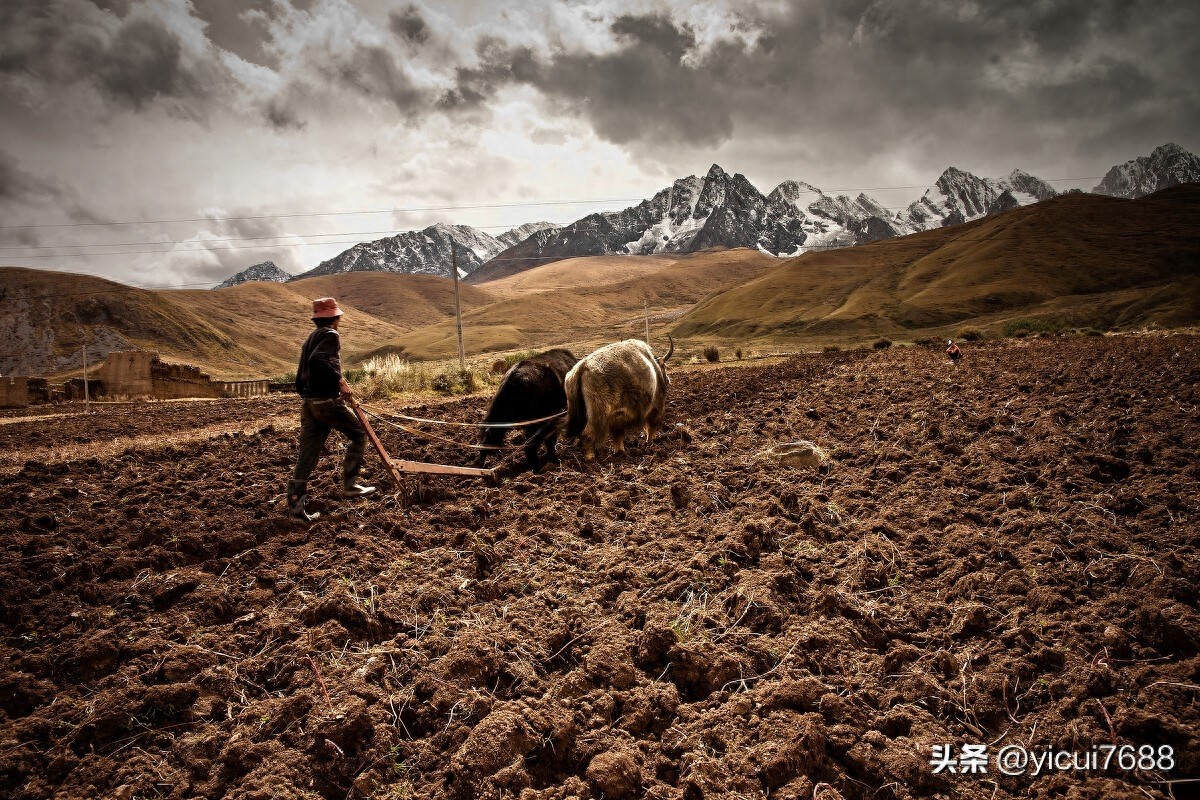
[98, 350, 222, 400]
[97, 351, 155, 397]
[26, 378, 49, 405]
[0, 376, 29, 408]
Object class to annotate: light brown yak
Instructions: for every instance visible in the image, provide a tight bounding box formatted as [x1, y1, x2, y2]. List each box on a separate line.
[564, 335, 674, 460]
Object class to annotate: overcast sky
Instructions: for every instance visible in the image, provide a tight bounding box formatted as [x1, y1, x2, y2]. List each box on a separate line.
[2, 0, 1198, 287]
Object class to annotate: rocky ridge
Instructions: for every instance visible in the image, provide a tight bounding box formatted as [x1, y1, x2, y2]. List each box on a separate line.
[212, 261, 292, 290]
[279, 143, 1200, 284]
[1093, 142, 1200, 199]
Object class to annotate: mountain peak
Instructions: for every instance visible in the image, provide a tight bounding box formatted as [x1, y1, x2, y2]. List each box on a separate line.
[213, 260, 292, 290]
[304, 148, 1184, 284]
[1093, 142, 1200, 199]
[1153, 142, 1187, 158]
[705, 163, 729, 180]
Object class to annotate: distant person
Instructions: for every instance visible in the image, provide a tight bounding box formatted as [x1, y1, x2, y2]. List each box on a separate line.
[946, 339, 962, 362]
[287, 297, 376, 522]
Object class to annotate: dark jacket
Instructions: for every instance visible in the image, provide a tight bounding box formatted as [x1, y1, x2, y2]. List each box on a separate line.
[296, 326, 342, 398]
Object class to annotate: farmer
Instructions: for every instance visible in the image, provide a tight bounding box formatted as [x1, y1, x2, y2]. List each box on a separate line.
[946, 339, 962, 362]
[287, 297, 376, 522]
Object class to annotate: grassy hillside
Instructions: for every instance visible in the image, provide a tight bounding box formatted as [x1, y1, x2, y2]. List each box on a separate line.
[368, 248, 780, 360]
[286, 272, 497, 328]
[1, 267, 236, 378]
[673, 185, 1200, 345]
[480, 254, 682, 297]
[8, 184, 1199, 380]
[2, 270, 501, 379]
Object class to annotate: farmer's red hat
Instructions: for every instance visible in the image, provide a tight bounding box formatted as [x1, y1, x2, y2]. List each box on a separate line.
[311, 297, 343, 319]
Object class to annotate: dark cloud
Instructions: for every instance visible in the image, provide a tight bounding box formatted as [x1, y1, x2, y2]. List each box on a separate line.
[0, 148, 105, 248]
[265, 96, 307, 131]
[531, 13, 733, 146]
[446, 0, 1198, 179]
[97, 17, 207, 111]
[88, 0, 133, 14]
[437, 37, 533, 111]
[443, 15, 732, 145]
[190, 0, 279, 69]
[261, 7, 436, 128]
[1, 0, 232, 121]
[320, 44, 424, 110]
[0, 147, 56, 204]
[609, 13, 696, 60]
[0, 2, 105, 82]
[712, 0, 1200, 170]
[389, 4, 430, 44]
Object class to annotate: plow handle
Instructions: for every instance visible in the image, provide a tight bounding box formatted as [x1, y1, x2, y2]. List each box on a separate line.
[351, 398, 406, 488]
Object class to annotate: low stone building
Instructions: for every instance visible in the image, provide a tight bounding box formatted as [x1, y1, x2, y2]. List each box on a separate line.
[98, 351, 223, 400]
[3, 353, 271, 405]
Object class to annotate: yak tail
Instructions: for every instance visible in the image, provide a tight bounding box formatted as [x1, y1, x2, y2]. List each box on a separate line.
[660, 333, 675, 364]
[564, 367, 587, 438]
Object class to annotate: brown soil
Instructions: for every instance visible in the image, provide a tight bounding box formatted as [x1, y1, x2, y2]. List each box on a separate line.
[1, 334, 1197, 800]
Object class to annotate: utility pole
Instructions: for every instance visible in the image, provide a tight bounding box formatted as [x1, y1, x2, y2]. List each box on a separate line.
[66, 310, 90, 412]
[450, 246, 466, 373]
[82, 335, 89, 413]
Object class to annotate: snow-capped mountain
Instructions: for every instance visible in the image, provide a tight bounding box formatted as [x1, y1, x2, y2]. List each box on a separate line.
[473, 162, 1063, 280]
[470, 166, 780, 281]
[306, 143, 1198, 284]
[1093, 143, 1200, 199]
[896, 167, 1059, 231]
[213, 260, 292, 289]
[296, 223, 549, 279]
[496, 222, 559, 249]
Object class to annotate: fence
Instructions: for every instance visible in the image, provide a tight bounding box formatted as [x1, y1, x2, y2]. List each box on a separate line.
[222, 380, 270, 398]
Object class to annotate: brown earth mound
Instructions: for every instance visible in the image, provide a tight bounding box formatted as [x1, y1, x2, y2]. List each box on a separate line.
[1, 334, 1198, 799]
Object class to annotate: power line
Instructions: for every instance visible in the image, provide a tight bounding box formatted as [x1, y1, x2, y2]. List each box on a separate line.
[2, 239, 411, 259]
[0, 197, 648, 231]
[0, 175, 1106, 232]
[0, 182, 1108, 258]
[3, 218, 1170, 306]
[0, 223, 536, 252]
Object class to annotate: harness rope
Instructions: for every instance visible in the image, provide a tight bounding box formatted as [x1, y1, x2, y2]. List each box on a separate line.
[357, 403, 565, 429]
[360, 407, 498, 451]
[358, 405, 565, 453]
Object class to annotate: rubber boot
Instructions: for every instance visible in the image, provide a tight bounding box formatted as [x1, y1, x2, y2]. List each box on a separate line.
[341, 437, 373, 499]
[287, 480, 319, 522]
[342, 480, 377, 499]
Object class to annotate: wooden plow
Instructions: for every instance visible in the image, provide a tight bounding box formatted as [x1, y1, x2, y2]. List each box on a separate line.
[350, 398, 496, 484]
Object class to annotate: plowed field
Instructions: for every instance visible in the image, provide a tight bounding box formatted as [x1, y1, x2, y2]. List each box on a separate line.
[2, 334, 1197, 800]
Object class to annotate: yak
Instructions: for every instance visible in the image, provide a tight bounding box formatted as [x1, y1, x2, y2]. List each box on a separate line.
[477, 348, 578, 468]
[563, 335, 674, 460]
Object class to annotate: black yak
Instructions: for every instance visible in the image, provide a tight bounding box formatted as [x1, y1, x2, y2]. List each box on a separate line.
[478, 348, 578, 468]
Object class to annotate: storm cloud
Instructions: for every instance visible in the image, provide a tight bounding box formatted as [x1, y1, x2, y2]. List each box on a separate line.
[0, 0, 1196, 287]
[526, 13, 734, 147]
[1, 0, 235, 121]
[389, 4, 431, 45]
[455, 0, 1200, 177]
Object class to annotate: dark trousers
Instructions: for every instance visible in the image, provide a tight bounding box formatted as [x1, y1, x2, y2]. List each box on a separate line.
[292, 398, 367, 486]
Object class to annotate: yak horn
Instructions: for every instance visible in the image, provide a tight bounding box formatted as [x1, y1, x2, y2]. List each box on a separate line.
[660, 333, 674, 364]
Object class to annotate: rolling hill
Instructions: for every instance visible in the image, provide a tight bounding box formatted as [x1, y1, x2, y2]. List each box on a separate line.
[360, 248, 781, 360]
[671, 185, 1200, 344]
[6, 183, 1199, 381]
[0, 270, 495, 379]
